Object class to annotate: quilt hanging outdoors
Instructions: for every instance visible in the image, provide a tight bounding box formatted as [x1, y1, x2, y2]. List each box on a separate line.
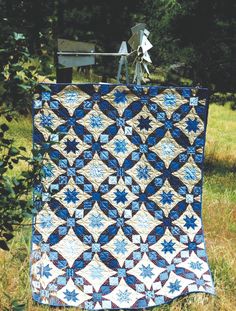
[30, 83, 215, 309]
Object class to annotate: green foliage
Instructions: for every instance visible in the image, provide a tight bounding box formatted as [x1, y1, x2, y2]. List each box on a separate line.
[0, 29, 50, 250]
[0, 122, 29, 250]
[0, 2, 53, 250]
[0, 31, 43, 250]
[0, 32, 40, 115]
[0, 121, 44, 251]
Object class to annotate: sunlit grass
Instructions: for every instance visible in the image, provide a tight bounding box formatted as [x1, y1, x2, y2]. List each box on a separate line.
[205, 102, 236, 166]
[0, 102, 235, 310]
[0, 114, 32, 176]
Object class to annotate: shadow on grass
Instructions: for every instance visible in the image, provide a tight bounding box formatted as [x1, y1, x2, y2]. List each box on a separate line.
[204, 157, 236, 176]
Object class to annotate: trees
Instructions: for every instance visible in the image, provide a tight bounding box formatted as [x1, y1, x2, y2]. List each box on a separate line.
[144, 0, 236, 91]
[1, 0, 234, 90]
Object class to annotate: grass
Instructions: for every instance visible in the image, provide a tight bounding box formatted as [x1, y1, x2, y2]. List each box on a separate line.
[0, 102, 236, 311]
[1, 114, 32, 176]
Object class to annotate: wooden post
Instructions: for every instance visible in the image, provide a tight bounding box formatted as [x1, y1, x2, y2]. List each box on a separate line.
[55, 49, 72, 83]
[56, 67, 73, 83]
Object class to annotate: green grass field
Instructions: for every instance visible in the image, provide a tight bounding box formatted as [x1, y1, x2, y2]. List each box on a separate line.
[0, 103, 235, 311]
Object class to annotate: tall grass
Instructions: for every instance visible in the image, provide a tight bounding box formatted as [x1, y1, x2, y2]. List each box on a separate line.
[0, 103, 235, 311]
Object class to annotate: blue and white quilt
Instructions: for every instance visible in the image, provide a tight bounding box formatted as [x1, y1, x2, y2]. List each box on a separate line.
[30, 83, 215, 309]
